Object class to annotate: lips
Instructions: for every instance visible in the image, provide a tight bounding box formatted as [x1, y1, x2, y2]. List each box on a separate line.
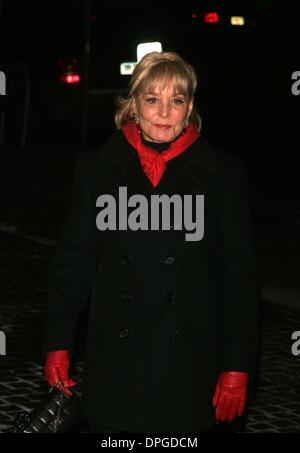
[154, 124, 172, 129]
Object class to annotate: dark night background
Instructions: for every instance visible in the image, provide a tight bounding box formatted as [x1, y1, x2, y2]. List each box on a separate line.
[0, 0, 300, 434]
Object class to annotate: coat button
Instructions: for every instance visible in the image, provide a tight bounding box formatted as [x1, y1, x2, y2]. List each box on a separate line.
[121, 256, 132, 265]
[164, 291, 174, 303]
[164, 256, 176, 265]
[121, 291, 133, 302]
[119, 329, 129, 339]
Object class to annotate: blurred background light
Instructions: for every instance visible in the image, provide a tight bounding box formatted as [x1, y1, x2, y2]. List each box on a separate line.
[231, 16, 245, 26]
[204, 12, 219, 24]
[60, 74, 80, 84]
[120, 62, 137, 75]
[137, 42, 162, 62]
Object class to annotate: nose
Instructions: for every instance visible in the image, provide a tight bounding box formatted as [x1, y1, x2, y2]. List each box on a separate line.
[158, 101, 170, 118]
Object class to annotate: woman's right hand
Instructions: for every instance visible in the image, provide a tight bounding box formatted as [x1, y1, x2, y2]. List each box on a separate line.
[44, 350, 77, 396]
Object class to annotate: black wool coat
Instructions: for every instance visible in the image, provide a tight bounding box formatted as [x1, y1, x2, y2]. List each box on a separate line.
[43, 130, 259, 433]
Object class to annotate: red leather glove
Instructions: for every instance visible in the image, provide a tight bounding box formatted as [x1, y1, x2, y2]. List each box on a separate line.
[44, 350, 77, 396]
[212, 371, 248, 422]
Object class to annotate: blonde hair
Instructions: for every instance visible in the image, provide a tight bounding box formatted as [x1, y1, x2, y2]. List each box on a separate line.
[114, 51, 201, 130]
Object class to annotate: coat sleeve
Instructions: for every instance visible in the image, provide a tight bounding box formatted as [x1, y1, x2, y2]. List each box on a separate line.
[217, 159, 259, 379]
[42, 152, 98, 356]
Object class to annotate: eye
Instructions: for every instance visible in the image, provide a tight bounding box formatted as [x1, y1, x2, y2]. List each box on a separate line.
[172, 98, 185, 105]
[145, 97, 158, 104]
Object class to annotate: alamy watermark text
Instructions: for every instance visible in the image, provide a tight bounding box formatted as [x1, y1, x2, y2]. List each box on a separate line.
[96, 187, 204, 242]
[0, 331, 6, 356]
[0, 71, 6, 95]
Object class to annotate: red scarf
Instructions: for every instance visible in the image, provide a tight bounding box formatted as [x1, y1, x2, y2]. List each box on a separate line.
[121, 122, 200, 187]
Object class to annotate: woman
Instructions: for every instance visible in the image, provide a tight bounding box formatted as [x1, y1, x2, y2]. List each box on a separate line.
[43, 51, 258, 433]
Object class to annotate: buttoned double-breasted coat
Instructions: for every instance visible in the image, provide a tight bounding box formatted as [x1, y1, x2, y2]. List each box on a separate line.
[43, 130, 259, 433]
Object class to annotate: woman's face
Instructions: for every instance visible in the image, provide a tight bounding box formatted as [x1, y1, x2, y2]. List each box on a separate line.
[133, 82, 193, 143]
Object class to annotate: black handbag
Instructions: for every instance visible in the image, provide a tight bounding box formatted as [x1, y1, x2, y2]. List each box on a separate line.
[12, 381, 84, 433]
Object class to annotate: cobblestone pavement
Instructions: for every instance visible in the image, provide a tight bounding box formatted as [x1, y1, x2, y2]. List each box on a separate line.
[0, 231, 300, 434]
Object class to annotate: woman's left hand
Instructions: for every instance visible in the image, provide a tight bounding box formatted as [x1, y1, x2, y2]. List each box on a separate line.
[212, 371, 248, 422]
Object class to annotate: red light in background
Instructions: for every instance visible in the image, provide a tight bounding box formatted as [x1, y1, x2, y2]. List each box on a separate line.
[60, 74, 80, 84]
[204, 12, 219, 23]
[57, 56, 80, 85]
[192, 13, 197, 19]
